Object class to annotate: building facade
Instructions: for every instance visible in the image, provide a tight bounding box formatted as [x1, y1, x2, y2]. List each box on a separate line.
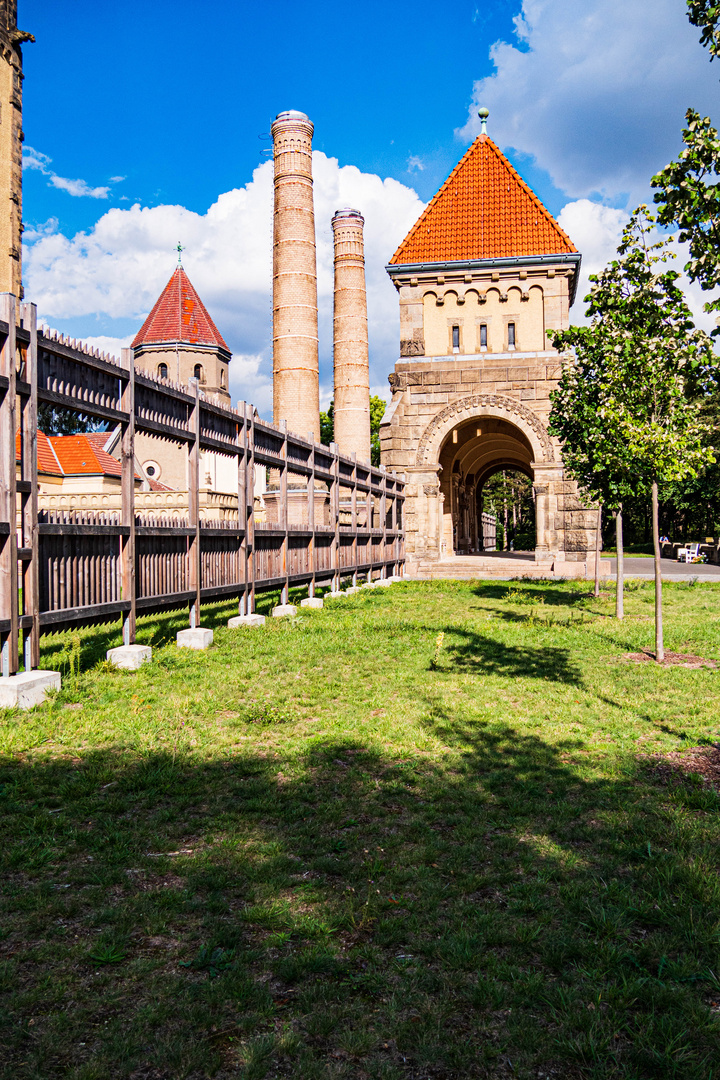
[380, 123, 598, 571]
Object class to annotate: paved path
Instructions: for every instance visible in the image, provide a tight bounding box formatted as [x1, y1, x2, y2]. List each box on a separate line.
[609, 557, 720, 581]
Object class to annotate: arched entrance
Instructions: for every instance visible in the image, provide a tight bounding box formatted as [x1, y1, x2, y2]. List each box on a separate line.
[438, 415, 537, 554]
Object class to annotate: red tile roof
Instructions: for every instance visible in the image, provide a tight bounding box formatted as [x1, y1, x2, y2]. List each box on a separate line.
[389, 135, 577, 266]
[131, 266, 230, 352]
[17, 431, 136, 479]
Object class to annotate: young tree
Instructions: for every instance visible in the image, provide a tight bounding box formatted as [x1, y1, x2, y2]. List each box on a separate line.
[549, 324, 633, 612]
[552, 207, 716, 656]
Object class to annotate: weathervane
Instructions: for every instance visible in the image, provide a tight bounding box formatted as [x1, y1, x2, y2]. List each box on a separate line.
[176, 241, 183, 266]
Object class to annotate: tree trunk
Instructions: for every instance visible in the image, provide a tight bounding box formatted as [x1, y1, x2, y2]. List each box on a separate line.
[652, 481, 664, 661]
[594, 504, 602, 597]
[615, 505, 624, 620]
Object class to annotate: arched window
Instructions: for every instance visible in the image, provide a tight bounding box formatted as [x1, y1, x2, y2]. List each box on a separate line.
[220, 367, 227, 389]
[158, 362, 168, 379]
[193, 363, 204, 383]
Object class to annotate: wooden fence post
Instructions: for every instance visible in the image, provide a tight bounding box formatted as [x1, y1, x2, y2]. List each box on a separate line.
[119, 348, 136, 645]
[307, 432, 315, 598]
[280, 420, 289, 605]
[20, 301, 39, 669]
[239, 402, 249, 616]
[331, 443, 340, 591]
[188, 378, 201, 628]
[366, 476, 373, 583]
[380, 465, 387, 579]
[0, 294, 18, 676]
[351, 453, 358, 587]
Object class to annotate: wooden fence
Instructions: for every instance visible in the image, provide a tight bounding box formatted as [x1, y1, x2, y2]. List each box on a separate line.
[0, 295, 404, 676]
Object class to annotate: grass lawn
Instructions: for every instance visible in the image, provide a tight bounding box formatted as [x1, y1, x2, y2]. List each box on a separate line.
[1, 579, 720, 1080]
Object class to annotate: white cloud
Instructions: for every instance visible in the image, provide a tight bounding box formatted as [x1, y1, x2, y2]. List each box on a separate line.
[23, 145, 110, 200]
[407, 155, 426, 173]
[458, 0, 720, 204]
[48, 175, 110, 199]
[559, 199, 718, 333]
[24, 154, 424, 419]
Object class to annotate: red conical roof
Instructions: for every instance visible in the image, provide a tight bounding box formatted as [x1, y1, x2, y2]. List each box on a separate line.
[389, 135, 576, 265]
[132, 266, 230, 352]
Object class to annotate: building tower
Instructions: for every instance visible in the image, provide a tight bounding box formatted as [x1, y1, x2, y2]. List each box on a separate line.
[271, 110, 320, 442]
[381, 110, 598, 574]
[132, 261, 231, 401]
[131, 261, 235, 493]
[0, 1, 33, 298]
[332, 208, 371, 462]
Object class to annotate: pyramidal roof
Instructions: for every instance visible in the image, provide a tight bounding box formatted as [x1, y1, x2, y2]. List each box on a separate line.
[132, 266, 230, 353]
[389, 135, 577, 266]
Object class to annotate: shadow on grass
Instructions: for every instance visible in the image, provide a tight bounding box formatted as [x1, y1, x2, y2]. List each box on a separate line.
[1, 719, 719, 1079]
[438, 625, 583, 685]
[469, 582, 590, 606]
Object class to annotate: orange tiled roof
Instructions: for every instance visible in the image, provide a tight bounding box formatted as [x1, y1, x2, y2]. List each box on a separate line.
[17, 430, 137, 479]
[132, 266, 230, 352]
[389, 135, 576, 266]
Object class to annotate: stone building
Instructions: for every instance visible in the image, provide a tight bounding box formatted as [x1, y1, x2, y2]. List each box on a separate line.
[380, 116, 598, 573]
[131, 262, 237, 497]
[0, 0, 32, 298]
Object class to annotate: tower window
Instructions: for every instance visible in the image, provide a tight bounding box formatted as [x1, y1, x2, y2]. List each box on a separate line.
[480, 324, 487, 348]
[452, 325, 460, 351]
[158, 362, 168, 379]
[508, 323, 516, 348]
[193, 364, 204, 383]
[220, 367, 227, 389]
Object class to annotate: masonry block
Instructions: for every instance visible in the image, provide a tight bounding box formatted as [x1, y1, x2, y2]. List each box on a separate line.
[344, 586, 362, 595]
[228, 614, 266, 628]
[272, 604, 298, 618]
[177, 628, 214, 649]
[0, 670, 61, 710]
[300, 597, 324, 609]
[106, 644, 152, 670]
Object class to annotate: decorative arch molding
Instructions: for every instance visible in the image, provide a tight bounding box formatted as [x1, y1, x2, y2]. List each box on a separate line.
[415, 393, 555, 466]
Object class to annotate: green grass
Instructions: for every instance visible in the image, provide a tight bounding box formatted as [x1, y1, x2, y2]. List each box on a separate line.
[1, 579, 720, 1079]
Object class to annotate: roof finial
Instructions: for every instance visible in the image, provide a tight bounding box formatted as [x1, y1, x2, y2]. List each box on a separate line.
[478, 107, 489, 136]
[176, 241, 183, 266]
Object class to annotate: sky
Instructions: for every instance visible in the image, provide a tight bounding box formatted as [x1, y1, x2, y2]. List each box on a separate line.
[19, 0, 720, 418]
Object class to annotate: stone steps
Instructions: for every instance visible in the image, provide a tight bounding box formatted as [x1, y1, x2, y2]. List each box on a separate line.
[406, 556, 608, 581]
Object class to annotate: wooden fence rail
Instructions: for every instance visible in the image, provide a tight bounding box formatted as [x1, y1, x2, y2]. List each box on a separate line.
[0, 297, 404, 674]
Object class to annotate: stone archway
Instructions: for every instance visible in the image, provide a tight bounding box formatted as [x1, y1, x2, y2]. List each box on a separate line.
[414, 395, 558, 559]
[416, 393, 555, 469]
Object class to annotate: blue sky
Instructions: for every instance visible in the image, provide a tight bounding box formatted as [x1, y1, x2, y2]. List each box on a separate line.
[19, 0, 720, 416]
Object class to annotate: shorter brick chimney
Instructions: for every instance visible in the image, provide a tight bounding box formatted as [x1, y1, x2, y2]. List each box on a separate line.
[331, 208, 371, 462]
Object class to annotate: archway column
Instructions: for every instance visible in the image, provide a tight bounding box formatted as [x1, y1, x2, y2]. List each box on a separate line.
[402, 464, 443, 561]
[531, 461, 564, 562]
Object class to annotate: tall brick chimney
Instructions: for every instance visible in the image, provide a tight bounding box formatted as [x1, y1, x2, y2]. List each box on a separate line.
[271, 110, 320, 442]
[331, 208, 371, 462]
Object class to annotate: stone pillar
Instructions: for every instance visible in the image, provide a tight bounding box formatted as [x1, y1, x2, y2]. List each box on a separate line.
[271, 110, 320, 441]
[331, 208, 371, 462]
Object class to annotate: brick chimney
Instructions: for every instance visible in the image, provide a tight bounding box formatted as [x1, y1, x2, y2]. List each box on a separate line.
[331, 208, 371, 462]
[270, 110, 320, 442]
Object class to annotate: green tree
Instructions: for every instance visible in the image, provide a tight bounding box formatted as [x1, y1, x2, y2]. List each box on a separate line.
[319, 396, 386, 467]
[37, 403, 107, 435]
[549, 322, 634, 612]
[652, 109, 720, 329]
[369, 395, 386, 467]
[553, 207, 716, 658]
[651, 4, 720, 325]
[687, 0, 720, 57]
[319, 401, 334, 447]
